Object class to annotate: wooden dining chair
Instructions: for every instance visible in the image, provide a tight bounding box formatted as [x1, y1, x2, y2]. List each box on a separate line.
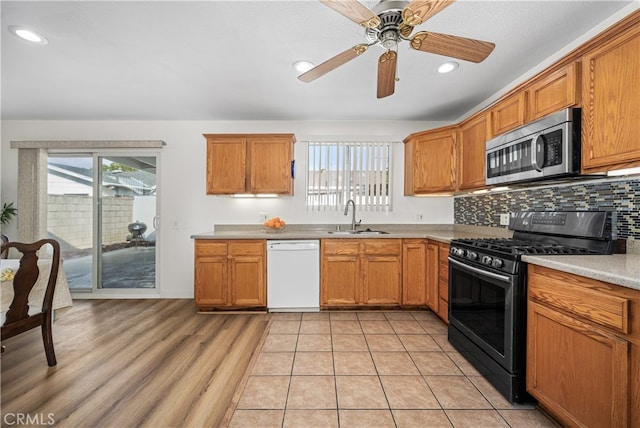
[1, 239, 61, 366]
[0, 233, 8, 259]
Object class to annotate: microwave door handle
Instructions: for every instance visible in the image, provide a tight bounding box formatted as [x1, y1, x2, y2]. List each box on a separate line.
[531, 133, 545, 172]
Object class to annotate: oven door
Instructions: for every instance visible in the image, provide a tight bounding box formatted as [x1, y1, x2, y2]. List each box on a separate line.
[448, 257, 519, 372]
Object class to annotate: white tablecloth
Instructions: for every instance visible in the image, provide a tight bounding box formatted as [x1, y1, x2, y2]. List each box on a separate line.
[1, 259, 73, 321]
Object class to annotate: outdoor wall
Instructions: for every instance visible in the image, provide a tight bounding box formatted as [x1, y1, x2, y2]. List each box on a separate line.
[48, 194, 134, 250]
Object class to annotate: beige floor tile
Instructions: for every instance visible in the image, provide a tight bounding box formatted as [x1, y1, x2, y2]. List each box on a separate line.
[292, 351, 334, 375]
[371, 352, 420, 375]
[228, 409, 284, 427]
[383, 311, 416, 320]
[251, 352, 294, 375]
[300, 320, 331, 334]
[380, 376, 440, 409]
[392, 409, 452, 427]
[467, 375, 537, 410]
[270, 313, 302, 320]
[269, 320, 301, 334]
[498, 409, 559, 427]
[261, 334, 298, 352]
[432, 334, 457, 351]
[425, 376, 493, 409]
[445, 409, 510, 427]
[329, 311, 359, 320]
[296, 334, 332, 351]
[335, 376, 388, 409]
[365, 334, 405, 351]
[283, 409, 339, 427]
[330, 320, 363, 334]
[356, 311, 386, 320]
[419, 318, 449, 335]
[398, 334, 441, 351]
[302, 312, 330, 320]
[410, 310, 440, 321]
[338, 410, 396, 427]
[411, 351, 463, 376]
[447, 351, 482, 376]
[332, 334, 368, 351]
[359, 320, 395, 334]
[286, 376, 336, 409]
[333, 352, 377, 375]
[237, 376, 290, 409]
[390, 319, 427, 334]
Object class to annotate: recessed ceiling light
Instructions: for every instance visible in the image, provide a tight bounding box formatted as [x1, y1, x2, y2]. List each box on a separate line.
[437, 61, 459, 74]
[8, 25, 48, 45]
[293, 60, 314, 74]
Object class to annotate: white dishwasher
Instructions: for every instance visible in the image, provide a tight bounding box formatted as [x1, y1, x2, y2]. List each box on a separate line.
[267, 240, 320, 312]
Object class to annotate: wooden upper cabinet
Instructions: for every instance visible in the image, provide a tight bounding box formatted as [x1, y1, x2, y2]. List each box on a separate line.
[527, 62, 581, 121]
[205, 134, 295, 195]
[458, 112, 489, 190]
[581, 23, 640, 173]
[489, 92, 528, 138]
[404, 126, 457, 195]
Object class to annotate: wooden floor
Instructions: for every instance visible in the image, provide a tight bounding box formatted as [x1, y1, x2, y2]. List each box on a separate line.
[1, 300, 270, 428]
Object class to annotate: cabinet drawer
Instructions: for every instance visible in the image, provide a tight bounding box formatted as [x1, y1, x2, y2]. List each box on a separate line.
[528, 265, 629, 334]
[362, 239, 402, 255]
[228, 241, 264, 257]
[322, 240, 359, 256]
[195, 241, 227, 256]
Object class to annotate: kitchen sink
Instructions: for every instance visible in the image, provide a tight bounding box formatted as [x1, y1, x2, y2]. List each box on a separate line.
[326, 230, 359, 235]
[326, 228, 389, 235]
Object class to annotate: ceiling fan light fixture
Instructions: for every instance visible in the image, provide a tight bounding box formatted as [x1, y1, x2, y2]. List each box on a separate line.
[437, 61, 459, 74]
[293, 60, 314, 74]
[8, 25, 48, 45]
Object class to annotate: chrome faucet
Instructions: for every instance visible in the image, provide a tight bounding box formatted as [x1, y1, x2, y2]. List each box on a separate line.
[344, 199, 360, 231]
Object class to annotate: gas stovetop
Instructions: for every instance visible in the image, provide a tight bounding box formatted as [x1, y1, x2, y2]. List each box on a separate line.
[449, 211, 616, 275]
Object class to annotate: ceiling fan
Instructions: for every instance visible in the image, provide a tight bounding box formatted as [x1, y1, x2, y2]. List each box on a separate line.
[298, 0, 495, 98]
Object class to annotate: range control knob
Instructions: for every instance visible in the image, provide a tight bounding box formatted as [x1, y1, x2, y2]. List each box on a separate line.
[492, 259, 504, 269]
[481, 256, 493, 265]
[467, 251, 478, 260]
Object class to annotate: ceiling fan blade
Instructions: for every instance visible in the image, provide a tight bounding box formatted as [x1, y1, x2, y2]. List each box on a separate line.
[410, 31, 495, 63]
[298, 44, 369, 83]
[320, 0, 381, 28]
[402, 0, 455, 26]
[377, 50, 397, 99]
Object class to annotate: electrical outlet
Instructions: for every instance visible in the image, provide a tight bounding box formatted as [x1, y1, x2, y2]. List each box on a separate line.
[259, 212, 269, 223]
[500, 213, 510, 226]
[416, 213, 424, 222]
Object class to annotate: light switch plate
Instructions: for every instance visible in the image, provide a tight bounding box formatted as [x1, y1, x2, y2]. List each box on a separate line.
[500, 213, 510, 226]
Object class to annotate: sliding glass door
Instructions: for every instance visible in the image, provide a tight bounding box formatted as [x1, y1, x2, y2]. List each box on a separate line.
[47, 153, 158, 291]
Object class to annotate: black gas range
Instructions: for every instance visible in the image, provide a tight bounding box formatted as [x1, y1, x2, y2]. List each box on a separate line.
[447, 211, 616, 403]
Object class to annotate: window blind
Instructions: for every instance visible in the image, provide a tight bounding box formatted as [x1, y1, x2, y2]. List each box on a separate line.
[306, 141, 393, 211]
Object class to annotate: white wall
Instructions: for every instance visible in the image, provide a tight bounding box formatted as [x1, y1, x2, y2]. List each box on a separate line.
[1, 120, 452, 298]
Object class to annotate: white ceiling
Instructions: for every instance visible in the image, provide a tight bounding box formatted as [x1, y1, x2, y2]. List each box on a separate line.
[1, 1, 636, 121]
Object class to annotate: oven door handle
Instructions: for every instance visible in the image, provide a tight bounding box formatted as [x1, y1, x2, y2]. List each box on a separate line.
[448, 258, 512, 283]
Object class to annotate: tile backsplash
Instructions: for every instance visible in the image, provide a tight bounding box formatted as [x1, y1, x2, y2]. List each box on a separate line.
[454, 178, 640, 239]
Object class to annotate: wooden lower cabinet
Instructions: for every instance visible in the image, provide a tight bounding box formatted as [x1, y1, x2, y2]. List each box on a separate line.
[321, 239, 401, 308]
[527, 265, 638, 427]
[437, 242, 450, 323]
[194, 240, 265, 310]
[401, 240, 439, 310]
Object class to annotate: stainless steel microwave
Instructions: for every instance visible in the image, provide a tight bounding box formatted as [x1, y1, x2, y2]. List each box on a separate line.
[486, 108, 581, 186]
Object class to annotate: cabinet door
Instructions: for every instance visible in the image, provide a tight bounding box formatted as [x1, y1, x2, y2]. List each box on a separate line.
[437, 243, 449, 322]
[402, 240, 427, 306]
[458, 113, 489, 190]
[528, 62, 580, 121]
[362, 255, 402, 305]
[581, 25, 640, 172]
[206, 137, 246, 194]
[194, 256, 228, 307]
[425, 241, 439, 312]
[404, 127, 457, 194]
[527, 301, 629, 428]
[321, 255, 360, 306]
[228, 241, 265, 307]
[490, 92, 527, 137]
[248, 135, 294, 194]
